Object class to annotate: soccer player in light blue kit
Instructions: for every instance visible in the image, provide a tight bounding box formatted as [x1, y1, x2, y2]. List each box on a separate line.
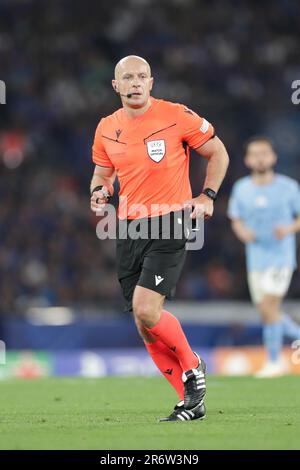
[228, 136, 300, 377]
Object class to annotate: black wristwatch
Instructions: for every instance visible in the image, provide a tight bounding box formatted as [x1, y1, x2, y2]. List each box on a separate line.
[91, 185, 111, 202]
[202, 188, 217, 201]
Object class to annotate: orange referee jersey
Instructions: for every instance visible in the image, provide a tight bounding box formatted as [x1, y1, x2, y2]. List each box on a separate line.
[92, 97, 214, 219]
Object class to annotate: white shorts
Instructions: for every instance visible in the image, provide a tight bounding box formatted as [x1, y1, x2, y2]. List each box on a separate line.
[247, 267, 293, 305]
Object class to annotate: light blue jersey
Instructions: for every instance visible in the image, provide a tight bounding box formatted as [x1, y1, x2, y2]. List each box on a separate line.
[228, 174, 300, 271]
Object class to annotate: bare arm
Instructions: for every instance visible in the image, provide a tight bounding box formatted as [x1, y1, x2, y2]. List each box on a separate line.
[90, 165, 116, 213]
[90, 165, 116, 194]
[288, 214, 300, 233]
[184, 136, 229, 219]
[231, 215, 300, 243]
[274, 214, 300, 240]
[231, 218, 256, 244]
[195, 136, 229, 192]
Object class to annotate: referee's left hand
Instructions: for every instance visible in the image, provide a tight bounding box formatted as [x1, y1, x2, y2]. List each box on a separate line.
[183, 194, 214, 220]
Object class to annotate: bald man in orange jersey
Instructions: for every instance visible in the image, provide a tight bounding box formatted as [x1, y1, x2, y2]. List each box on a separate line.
[90, 55, 229, 422]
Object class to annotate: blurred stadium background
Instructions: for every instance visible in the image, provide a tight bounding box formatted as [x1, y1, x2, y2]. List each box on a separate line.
[0, 0, 300, 379]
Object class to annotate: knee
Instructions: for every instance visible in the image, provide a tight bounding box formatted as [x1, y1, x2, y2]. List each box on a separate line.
[258, 303, 271, 323]
[260, 311, 273, 324]
[134, 317, 155, 342]
[133, 300, 159, 328]
[258, 299, 278, 323]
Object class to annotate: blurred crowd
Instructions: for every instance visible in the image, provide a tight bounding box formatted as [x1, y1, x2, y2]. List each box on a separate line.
[0, 0, 300, 313]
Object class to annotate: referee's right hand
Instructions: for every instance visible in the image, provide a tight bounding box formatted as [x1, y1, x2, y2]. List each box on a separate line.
[90, 187, 110, 213]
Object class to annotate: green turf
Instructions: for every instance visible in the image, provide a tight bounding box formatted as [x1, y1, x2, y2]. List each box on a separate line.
[0, 376, 299, 449]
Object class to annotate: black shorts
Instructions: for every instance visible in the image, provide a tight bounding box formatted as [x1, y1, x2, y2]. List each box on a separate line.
[116, 210, 189, 312]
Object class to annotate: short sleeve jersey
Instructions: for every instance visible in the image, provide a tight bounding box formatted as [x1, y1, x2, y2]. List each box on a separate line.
[92, 97, 214, 219]
[228, 174, 300, 270]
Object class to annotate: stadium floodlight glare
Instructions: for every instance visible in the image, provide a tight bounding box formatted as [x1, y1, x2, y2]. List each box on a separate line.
[26, 307, 75, 325]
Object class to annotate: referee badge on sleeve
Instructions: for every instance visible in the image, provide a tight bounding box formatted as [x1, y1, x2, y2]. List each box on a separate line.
[147, 139, 166, 163]
[200, 119, 209, 134]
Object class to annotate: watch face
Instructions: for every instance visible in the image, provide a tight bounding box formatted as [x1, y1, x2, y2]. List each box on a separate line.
[204, 189, 216, 200]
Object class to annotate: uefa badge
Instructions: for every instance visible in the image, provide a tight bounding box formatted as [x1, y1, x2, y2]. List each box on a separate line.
[199, 118, 209, 134]
[146, 139, 166, 163]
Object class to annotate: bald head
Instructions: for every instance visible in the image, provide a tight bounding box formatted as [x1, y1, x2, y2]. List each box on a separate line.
[112, 55, 153, 111]
[114, 55, 151, 80]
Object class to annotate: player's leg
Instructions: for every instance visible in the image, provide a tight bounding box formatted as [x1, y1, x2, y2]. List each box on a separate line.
[249, 268, 294, 377]
[122, 211, 206, 419]
[276, 269, 300, 340]
[258, 268, 299, 371]
[133, 225, 206, 410]
[135, 302, 206, 421]
[134, 214, 200, 374]
[132, 285, 206, 417]
[116, 220, 186, 402]
[133, 292, 185, 401]
[126, 210, 206, 415]
[281, 312, 300, 340]
[117, 268, 185, 400]
[259, 294, 300, 342]
[257, 294, 284, 374]
[248, 271, 282, 376]
[133, 285, 198, 370]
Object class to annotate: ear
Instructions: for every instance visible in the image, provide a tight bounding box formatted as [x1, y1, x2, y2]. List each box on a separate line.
[112, 79, 118, 92]
[149, 77, 154, 91]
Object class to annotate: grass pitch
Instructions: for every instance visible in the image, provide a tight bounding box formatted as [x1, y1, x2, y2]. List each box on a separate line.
[0, 376, 299, 450]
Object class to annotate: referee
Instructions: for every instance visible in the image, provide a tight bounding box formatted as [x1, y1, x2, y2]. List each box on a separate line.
[90, 55, 229, 421]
